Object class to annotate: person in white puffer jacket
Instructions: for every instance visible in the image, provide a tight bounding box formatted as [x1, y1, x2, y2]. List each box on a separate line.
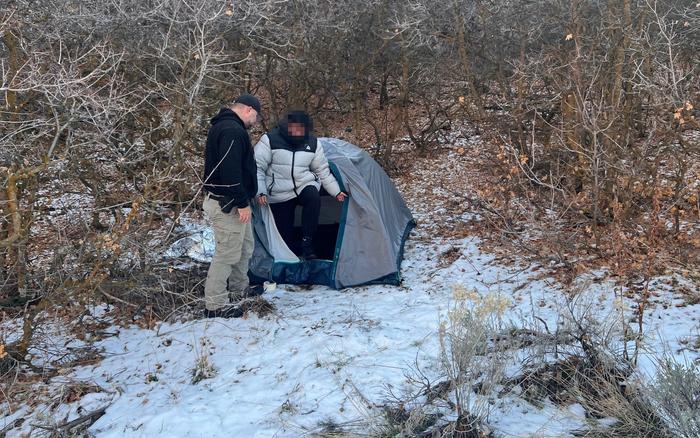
[255, 111, 347, 259]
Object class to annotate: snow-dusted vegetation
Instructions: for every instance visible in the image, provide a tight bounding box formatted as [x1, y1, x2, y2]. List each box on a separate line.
[2, 1, 699, 437]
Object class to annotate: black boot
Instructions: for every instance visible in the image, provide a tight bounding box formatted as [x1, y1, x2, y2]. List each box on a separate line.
[241, 284, 265, 298]
[301, 236, 317, 260]
[203, 305, 244, 319]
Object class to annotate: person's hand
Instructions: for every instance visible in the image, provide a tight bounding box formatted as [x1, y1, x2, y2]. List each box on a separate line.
[336, 192, 348, 202]
[239, 206, 252, 223]
[258, 194, 268, 205]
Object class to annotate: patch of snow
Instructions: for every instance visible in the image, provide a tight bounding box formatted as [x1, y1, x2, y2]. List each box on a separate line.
[163, 227, 214, 263]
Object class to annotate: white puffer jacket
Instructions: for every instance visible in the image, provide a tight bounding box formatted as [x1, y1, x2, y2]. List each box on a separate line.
[254, 132, 341, 204]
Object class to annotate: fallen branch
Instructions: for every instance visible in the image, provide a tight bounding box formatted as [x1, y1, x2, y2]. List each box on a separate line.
[98, 285, 139, 308]
[32, 405, 108, 434]
[0, 418, 23, 438]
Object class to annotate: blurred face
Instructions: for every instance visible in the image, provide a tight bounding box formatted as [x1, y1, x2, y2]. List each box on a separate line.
[288, 122, 305, 137]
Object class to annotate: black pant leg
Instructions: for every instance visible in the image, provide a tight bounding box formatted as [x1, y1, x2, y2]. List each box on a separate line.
[270, 198, 297, 248]
[297, 186, 321, 240]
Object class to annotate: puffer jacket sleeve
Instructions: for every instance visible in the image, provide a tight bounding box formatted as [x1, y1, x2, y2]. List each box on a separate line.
[254, 134, 272, 196]
[310, 143, 341, 196]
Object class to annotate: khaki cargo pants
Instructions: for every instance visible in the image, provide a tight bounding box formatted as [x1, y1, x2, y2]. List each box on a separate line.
[203, 196, 254, 311]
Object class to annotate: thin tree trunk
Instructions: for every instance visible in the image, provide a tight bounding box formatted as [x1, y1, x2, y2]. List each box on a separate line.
[2, 30, 20, 114]
[453, 1, 484, 121]
[3, 168, 26, 296]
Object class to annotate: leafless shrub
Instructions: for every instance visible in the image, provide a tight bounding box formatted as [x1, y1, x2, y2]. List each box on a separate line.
[647, 359, 700, 438]
[435, 285, 509, 433]
[507, 290, 698, 438]
[375, 286, 507, 436]
[487, 0, 699, 273]
[190, 337, 217, 385]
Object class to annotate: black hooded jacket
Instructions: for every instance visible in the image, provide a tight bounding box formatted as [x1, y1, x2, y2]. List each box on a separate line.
[203, 108, 258, 208]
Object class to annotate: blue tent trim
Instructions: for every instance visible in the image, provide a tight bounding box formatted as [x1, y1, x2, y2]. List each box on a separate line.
[328, 161, 349, 287]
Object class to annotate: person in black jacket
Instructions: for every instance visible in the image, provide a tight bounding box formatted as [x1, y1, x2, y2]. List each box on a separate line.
[202, 94, 262, 318]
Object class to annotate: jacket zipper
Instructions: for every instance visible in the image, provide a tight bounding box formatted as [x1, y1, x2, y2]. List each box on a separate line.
[267, 174, 275, 194]
[291, 150, 298, 196]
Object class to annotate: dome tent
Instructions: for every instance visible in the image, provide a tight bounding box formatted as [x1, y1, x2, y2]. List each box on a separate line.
[249, 137, 415, 288]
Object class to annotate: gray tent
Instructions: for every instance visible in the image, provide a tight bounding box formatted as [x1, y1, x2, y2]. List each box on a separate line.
[249, 138, 415, 288]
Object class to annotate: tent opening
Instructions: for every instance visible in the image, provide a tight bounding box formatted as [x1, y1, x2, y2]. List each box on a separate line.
[289, 190, 342, 260]
[249, 137, 414, 288]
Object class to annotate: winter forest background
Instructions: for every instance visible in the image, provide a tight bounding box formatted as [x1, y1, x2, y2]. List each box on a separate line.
[1, 0, 699, 437]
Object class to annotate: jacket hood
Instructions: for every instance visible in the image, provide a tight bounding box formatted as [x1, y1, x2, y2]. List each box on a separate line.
[278, 110, 313, 146]
[210, 107, 243, 127]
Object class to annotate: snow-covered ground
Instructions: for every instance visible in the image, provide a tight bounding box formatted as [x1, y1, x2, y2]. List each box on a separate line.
[2, 227, 699, 437]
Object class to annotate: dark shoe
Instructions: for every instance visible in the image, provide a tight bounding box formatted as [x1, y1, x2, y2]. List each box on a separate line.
[301, 237, 317, 259]
[204, 305, 244, 319]
[242, 284, 265, 298]
[230, 284, 264, 301]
